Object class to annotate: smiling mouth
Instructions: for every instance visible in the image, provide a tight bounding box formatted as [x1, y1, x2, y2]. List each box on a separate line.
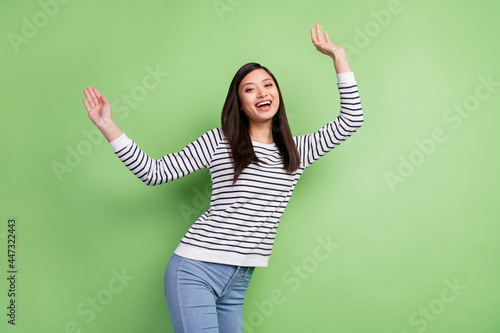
[255, 100, 272, 111]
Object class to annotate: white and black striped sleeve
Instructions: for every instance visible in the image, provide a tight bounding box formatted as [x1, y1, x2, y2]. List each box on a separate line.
[295, 71, 364, 169]
[108, 128, 222, 186]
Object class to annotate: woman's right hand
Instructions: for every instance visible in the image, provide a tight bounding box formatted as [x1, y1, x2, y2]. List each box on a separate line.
[83, 86, 123, 142]
[83, 86, 113, 129]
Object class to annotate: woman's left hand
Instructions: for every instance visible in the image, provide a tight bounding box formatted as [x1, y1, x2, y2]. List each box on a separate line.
[311, 23, 351, 73]
[310, 23, 346, 61]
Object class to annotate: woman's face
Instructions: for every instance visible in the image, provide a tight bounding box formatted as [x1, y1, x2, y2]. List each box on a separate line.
[238, 69, 280, 125]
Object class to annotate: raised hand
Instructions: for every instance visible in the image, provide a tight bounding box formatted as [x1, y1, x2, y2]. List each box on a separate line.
[82, 86, 123, 142]
[83, 86, 113, 129]
[310, 23, 350, 73]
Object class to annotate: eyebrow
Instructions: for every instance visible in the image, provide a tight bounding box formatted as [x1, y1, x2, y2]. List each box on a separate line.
[241, 78, 273, 89]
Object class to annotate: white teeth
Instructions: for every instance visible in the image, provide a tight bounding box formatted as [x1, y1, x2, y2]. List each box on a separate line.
[256, 101, 271, 107]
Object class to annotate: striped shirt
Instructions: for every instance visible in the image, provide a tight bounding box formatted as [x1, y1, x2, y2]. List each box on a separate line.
[108, 71, 363, 267]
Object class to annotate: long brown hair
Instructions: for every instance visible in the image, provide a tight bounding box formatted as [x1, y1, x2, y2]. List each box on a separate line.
[221, 62, 300, 186]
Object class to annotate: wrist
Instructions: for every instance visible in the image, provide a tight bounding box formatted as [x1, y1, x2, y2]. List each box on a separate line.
[98, 121, 123, 143]
[333, 56, 351, 74]
[97, 119, 116, 132]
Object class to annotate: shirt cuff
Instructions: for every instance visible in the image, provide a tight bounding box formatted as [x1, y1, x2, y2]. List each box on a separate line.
[109, 132, 132, 152]
[336, 72, 356, 84]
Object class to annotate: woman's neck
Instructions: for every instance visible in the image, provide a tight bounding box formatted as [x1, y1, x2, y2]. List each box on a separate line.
[248, 121, 273, 144]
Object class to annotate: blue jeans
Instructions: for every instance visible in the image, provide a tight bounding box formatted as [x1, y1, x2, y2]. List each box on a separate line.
[164, 253, 255, 332]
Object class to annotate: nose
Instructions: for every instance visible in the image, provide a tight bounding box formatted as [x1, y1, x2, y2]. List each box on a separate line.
[257, 88, 267, 98]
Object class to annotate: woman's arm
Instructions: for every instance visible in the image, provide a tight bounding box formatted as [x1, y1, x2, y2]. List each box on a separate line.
[294, 24, 364, 169]
[82, 86, 221, 185]
[108, 129, 222, 186]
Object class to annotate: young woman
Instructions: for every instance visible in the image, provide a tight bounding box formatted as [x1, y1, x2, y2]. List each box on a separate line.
[82, 23, 363, 333]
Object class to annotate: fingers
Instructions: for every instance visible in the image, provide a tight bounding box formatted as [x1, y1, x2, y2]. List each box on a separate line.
[83, 86, 101, 109]
[93, 87, 102, 98]
[316, 23, 324, 43]
[83, 98, 91, 111]
[83, 87, 94, 108]
[100, 94, 108, 104]
[88, 86, 99, 105]
[92, 87, 105, 105]
[311, 23, 329, 45]
[325, 31, 331, 44]
[310, 27, 318, 44]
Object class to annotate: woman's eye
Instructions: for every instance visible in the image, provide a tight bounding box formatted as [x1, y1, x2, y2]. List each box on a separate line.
[265, 84, 273, 87]
[245, 88, 254, 92]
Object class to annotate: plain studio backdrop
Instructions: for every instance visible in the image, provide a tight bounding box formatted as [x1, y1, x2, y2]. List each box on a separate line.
[1, 0, 499, 332]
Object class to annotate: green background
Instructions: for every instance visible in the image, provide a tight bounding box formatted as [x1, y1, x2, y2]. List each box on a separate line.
[1, 0, 499, 332]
